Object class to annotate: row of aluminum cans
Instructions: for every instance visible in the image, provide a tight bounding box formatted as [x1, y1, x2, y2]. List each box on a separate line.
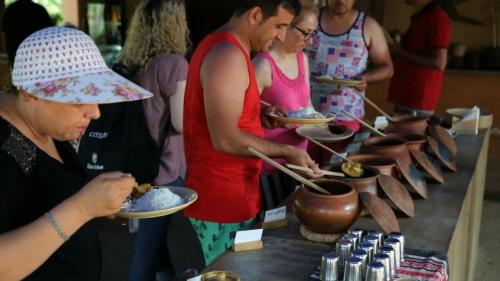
[320, 229, 405, 281]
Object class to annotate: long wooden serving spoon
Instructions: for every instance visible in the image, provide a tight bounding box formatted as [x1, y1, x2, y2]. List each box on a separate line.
[285, 163, 345, 177]
[305, 135, 356, 165]
[341, 110, 386, 137]
[353, 92, 395, 122]
[304, 135, 364, 178]
[248, 147, 331, 195]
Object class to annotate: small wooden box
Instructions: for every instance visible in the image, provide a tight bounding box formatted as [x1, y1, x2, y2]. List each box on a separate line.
[232, 240, 263, 252]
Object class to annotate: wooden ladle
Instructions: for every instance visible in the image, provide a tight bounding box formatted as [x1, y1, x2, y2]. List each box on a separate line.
[354, 92, 395, 122]
[305, 135, 355, 165]
[248, 147, 331, 195]
[260, 100, 271, 107]
[341, 110, 386, 137]
[285, 163, 345, 177]
[305, 135, 364, 178]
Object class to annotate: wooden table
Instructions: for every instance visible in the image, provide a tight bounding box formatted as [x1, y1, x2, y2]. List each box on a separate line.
[205, 130, 490, 281]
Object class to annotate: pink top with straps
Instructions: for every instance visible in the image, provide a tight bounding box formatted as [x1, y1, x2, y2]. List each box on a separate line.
[257, 51, 310, 175]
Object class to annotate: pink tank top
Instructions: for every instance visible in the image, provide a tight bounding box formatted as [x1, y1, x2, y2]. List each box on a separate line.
[257, 51, 310, 175]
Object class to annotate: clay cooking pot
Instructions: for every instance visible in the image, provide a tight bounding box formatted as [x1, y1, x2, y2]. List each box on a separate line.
[327, 166, 381, 195]
[293, 179, 360, 234]
[385, 116, 428, 135]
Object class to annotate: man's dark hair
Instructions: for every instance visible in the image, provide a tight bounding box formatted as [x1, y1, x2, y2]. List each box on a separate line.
[1, 0, 54, 65]
[234, 0, 301, 19]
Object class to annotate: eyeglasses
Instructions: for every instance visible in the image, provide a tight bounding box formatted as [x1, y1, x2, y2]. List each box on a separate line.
[294, 25, 317, 41]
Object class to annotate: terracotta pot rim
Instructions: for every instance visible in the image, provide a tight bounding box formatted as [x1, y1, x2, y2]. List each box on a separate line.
[362, 135, 408, 147]
[389, 116, 428, 123]
[386, 133, 426, 141]
[347, 154, 397, 166]
[300, 179, 356, 199]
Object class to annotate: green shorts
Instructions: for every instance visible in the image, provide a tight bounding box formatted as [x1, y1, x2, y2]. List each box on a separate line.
[189, 217, 256, 266]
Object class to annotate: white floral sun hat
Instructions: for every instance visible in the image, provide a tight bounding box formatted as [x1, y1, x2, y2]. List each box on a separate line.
[11, 26, 153, 104]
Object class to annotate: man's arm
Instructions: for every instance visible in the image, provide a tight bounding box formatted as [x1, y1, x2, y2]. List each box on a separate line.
[361, 16, 394, 88]
[391, 45, 448, 71]
[201, 43, 319, 171]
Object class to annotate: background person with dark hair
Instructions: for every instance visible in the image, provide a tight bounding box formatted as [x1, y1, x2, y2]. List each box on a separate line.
[183, 0, 322, 266]
[1, 0, 54, 65]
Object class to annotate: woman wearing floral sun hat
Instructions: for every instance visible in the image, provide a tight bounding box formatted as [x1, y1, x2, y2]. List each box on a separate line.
[0, 26, 153, 281]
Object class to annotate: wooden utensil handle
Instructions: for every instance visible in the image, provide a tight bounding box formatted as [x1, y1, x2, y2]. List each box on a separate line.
[305, 136, 355, 165]
[285, 163, 345, 177]
[355, 92, 394, 122]
[248, 147, 331, 195]
[341, 110, 386, 137]
[260, 100, 271, 107]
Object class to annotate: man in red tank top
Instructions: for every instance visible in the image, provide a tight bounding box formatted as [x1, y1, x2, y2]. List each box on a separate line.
[388, 0, 451, 116]
[183, 0, 322, 265]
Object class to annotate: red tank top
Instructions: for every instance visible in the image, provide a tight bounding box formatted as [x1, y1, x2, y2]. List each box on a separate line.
[183, 32, 264, 223]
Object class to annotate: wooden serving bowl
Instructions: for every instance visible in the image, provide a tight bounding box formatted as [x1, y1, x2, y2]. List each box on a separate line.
[385, 116, 428, 135]
[293, 179, 360, 234]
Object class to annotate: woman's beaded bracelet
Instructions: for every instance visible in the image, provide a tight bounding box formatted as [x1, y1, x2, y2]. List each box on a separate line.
[44, 211, 70, 242]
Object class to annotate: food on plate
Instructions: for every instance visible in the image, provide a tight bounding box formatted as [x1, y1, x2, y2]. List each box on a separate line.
[286, 107, 335, 119]
[123, 187, 184, 212]
[341, 161, 364, 178]
[131, 183, 152, 198]
[316, 74, 335, 81]
[314, 75, 361, 86]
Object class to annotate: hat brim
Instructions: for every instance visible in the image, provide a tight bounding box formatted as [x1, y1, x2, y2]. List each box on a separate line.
[18, 70, 153, 104]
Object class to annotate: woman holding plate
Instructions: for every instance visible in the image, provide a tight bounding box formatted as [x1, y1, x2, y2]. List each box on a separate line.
[0, 27, 152, 281]
[253, 0, 319, 175]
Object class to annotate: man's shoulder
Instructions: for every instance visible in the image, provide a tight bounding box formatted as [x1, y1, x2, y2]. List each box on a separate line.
[362, 14, 384, 40]
[203, 42, 247, 71]
[363, 14, 381, 29]
[428, 5, 450, 22]
[206, 42, 246, 62]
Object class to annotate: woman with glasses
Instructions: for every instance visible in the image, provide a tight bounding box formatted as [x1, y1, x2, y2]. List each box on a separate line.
[253, 0, 318, 175]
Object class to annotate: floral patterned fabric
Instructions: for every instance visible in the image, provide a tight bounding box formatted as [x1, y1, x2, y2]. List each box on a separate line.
[306, 10, 368, 122]
[11, 27, 152, 104]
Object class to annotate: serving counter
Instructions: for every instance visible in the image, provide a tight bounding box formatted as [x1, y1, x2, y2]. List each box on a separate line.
[204, 130, 490, 281]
